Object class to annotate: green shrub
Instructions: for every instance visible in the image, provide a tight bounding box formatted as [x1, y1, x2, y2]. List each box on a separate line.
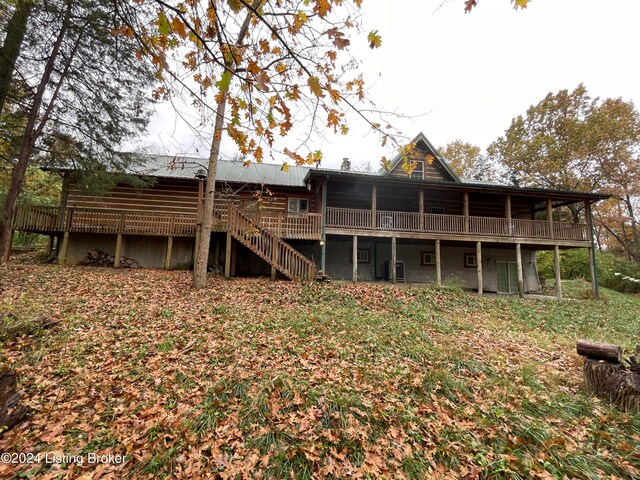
[538, 250, 640, 294]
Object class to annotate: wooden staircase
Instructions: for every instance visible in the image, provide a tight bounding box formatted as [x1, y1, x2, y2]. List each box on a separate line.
[222, 204, 317, 281]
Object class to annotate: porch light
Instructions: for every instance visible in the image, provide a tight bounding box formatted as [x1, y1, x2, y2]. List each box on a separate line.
[320, 241, 325, 246]
[195, 168, 207, 180]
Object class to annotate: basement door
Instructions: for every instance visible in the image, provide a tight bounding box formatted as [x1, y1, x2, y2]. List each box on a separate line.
[497, 261, 519, 294]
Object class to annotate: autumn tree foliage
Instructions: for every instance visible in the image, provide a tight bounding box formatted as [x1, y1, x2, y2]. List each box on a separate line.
[489, 85, 640, 260]
[438, 140, 496, 182]
[116, 0, 403, 288]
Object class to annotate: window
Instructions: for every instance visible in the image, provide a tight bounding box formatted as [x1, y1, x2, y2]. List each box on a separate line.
[431, 207, 445, 215]
[421, 251, 436, 266]
[410, 160, 424, 180]
[288, 198, 309, 213]
[464, 253, 478, 268]
[350, 248, 370, 264]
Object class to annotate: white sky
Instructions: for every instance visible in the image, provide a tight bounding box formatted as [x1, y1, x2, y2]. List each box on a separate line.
[142, 0, 640, 170]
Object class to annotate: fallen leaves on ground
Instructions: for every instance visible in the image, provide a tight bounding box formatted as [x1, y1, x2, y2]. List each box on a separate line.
[0, 264, 639, 479]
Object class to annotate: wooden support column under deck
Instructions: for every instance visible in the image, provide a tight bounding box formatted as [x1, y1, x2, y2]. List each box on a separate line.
[391, 236, 397, 284]
[352, 235, 358, 282]
[371, 185, 377, 228]
[224, 232, 232, 278]
[435, 239, 442, 287]
[114, 234, 124, 268]
[547, 198, 554, 239]
[463, 191, 469, 233]
[59, 232, 70, 265]
[505, 194, 512, 234]
[585, 201, 598, 297]
[476, 241, 483, 294]
[554, 245, 562, 299]
[231, 240, 237, 277]
[58, 207, 73, 265]
[516, 243, 524, 298]
[46, 235, 54, 257]
[271, 238, 277, 280]
[419, 189, 424, 230]
[165, 237, 173, 270]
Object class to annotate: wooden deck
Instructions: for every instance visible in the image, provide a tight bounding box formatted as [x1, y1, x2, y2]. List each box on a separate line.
[13, 203, 322, 240]
[326, 207, 589, 244]
[13, 204, 590, 245]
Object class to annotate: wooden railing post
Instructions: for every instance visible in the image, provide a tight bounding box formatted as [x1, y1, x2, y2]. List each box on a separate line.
[371, 185, 377, 228]
[418, 189, 424, 231]
[463, 191, 469, 233]
[547, 198, 554, 239]
[505, 194, 512, 236]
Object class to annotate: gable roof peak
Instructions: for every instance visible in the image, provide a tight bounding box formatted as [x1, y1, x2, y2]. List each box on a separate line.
[384, 132, 461, 183]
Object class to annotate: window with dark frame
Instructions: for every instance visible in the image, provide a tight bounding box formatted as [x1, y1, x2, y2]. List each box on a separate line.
[431, 207, 445, 215]
[288, 198, 309, 213]
[349, 248, 371, 264]
[421, 251, 436, 266]
[464, 253, 478, 268]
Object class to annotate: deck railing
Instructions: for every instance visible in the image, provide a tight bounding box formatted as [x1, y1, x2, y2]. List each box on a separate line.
[13, 203, 321, 240]
[326, 207, 589, 242]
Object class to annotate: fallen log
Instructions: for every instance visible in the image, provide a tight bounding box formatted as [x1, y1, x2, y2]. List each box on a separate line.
[576, 339, 621, 363]
[583, 358, 640, 413]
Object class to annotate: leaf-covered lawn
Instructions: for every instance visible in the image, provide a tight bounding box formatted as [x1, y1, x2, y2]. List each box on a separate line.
[1, 264, 639, 479]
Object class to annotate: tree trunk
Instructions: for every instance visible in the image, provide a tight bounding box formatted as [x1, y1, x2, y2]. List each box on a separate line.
[0, 4, 71, 265]
[576, 339, 622, 363]
[625, 194, 639, 261]
[0, 0, 31, 114]
[191, 1, 259, 288]
[583, 358, 640, 413]
[0, 370, 29, 431]
[192, 92, 227, 288]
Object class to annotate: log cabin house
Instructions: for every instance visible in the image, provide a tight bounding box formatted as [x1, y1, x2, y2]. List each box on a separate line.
[13, 133, 607, 296]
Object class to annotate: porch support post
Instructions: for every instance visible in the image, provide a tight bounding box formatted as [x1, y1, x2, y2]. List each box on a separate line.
[59, 232, 69, 265]
[46, 235, 54, 257]
[320, 176, 327, 273]
[464, 191, 469, 233]
[224, 231, 232, 278]
[371, 185, 377, 228]
[585, 201, 599, 298]
[476, 241, 483, 294]
[554, 244, 562, 299]
[435, 239, 442, 287]
[516, 243, 524, 298]
[391, 236, 397, 284]
[114, 234, 124, 268]
[506, 194, 512, 235]
[214, 239, 220, 266]
[547, 198, 554, 239]
[231, 239, 237, 277]
[419, 189, 424, 230]
[352, 235, 358, 282]
[165, 236, 173, 270]
[271, 238, 277, 280]
[58, 207, 73, 265]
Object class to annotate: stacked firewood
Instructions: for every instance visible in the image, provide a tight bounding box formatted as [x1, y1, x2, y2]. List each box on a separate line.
[576, 340, 640, 413]
[78, 249, 140, 268]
